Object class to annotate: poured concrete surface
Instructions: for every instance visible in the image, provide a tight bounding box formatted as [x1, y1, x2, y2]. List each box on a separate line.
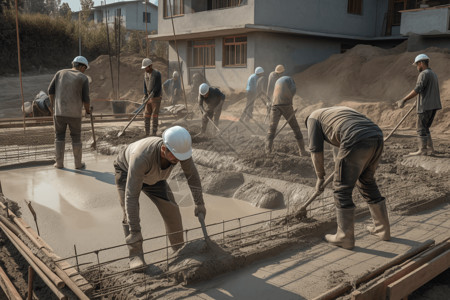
[0, 153, 271, 264]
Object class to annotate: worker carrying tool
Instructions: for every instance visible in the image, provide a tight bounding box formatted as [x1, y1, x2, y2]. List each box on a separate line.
[163, 71, 182, 106]
[305, 106, 390, 250]
[142, 58, 162, 136]
[240, 66, 265, 122]
[265, 76, 308, 156]
[48, 56, 91, 170]
[397, 53, 442, 156]
[196, 83, 225, 137]
[266, 64, 285, 102]
[113, 126, 206, 270]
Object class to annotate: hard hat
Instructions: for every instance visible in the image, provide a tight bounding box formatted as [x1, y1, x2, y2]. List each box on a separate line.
[162, 126, 192, 161]
[199, 83, 209, 96]
[141, 58, 152, 69]
[255, 67, 264, 75]
[275, 65, 285, 74]
[173, 71, 179, 78]
[413, 54, 430, 65]
[72, 56, 89, 69]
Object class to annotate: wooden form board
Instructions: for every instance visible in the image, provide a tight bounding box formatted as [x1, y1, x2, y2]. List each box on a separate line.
[387, 249, 450, 300]
[0, 265, 22, 300]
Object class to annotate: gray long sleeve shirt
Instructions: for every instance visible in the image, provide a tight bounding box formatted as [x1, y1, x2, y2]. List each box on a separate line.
[272, 76, 296, 106]
[414, 68, 441, 113]
[198, 87, 225, 111]
[115, 137, 204, 231]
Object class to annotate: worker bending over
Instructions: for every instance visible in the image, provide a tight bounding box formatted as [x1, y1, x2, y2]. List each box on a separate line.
[196, 83, 225, 137]
[306, 106, 390, 250]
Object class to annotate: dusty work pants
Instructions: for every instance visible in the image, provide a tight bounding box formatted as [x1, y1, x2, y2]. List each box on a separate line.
[334, 136, 385, 209]
[201, 101, 224, 132]
[144, 97, 161, 134]
[54, 116, 82, 143]
[267, 105, 304, 141]
[416, 110, 437, 137]
[240, 92, 256, 121]
[114, 164, 184, 250]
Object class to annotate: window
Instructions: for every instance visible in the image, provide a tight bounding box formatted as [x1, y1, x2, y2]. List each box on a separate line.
[164, 0, 184, 18]
[211, 0, 242, 9]
[143, 12, 151, 23]
[191, 40, 215, 67]
[347, 0, 362, 15]
[223, 36, 247, 67]
[393, 0, 406, 26]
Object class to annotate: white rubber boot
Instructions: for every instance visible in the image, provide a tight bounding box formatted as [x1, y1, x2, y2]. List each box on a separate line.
[123, 224, 146, 272]
[54, 141, 65, 169]
[408, 137, 427, 156]
[72, 143, 85, 169]
[325, 207, 355, 250]
[367, 200, 391, 241]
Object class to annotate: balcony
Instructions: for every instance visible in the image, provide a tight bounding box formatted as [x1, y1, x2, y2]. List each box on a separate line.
[400, 5, 450, 36]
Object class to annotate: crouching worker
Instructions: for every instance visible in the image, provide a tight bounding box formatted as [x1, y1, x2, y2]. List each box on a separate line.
[196, 83, 225, 137]
[305, 106, 390, 250]
[113, 126, 206, 270]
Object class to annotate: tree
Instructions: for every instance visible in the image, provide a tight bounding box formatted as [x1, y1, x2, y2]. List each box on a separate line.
[46, 0, 61, 15]
[24, 0, 46, 14]
[80, 0, 93, 22]
[59, 2, 71, 18]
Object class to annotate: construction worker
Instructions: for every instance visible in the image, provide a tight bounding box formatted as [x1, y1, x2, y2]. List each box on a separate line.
[48, 56, 91, 169]
[305, 106, 390, 250]
[113, 126, 206, 270]
[240, 67, 264, 121]
[397, 54, 442, 156]
[196, 83, 225, 137]
[267, 65, 285, 101]
[142, 58, 162, 136]
[266, 76, 308, 156]
[190, 72, 206, 103]
[163, 71, 182, 105]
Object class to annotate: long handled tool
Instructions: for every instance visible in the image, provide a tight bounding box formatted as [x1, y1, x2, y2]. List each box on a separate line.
[274, 108, 298, 139]
[294, 173, 334, 219]
[384, 100, 416, 142]
[117, 93, 153, 137]
[202, 111, 238, 154]
[89, 106, 97, 150]
[25, 200, 40, 236]
[197, 213, 212, 247]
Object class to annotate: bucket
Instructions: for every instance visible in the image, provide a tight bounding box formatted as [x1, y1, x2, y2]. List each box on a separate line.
[111, 100, 127, 115]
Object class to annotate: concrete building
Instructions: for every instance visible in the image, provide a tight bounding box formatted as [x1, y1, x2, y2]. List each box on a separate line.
[400, 3, 450, 51]
[150, 0, 411, 93]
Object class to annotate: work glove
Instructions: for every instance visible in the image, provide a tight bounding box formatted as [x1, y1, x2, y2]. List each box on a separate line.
[397, 99, 406, 109]
[315, 178, 325, 193]
[194, 204, 206, 217]
[126, 231, 143, 245]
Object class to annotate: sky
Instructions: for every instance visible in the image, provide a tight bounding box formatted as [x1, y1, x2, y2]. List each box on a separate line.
[64, 0, 158, 12]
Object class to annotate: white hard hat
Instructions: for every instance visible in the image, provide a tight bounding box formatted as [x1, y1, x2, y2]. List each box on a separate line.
[173, 71, 179, 78]
[141, 58, 152, 69]
[162, 126, 192, 161]
[72, 56, 89, 69]
[255, 67, 264, 75]
[275, 65, 285, 74]
[199, 83, 209, 96]
[413, 54, 430, 65]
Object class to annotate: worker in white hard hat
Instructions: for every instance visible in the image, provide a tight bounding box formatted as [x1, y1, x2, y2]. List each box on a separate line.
[397, 54, 442, 156]
[240, 66, 265, 122]
[267, 65, 285, 102]
[113, 125, 206, 271]
[141, 58, 162, 136]
[266, 76, 308, 156]
[196, 83, 226, 137]
[162, 71, 182, 105]
[48, 56, 91, 169]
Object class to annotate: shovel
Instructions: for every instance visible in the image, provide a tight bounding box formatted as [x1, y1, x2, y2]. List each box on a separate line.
[117, 93, 153, 137]
[89, 106, 97, 150]
[294, 173, 334, 219]
[197, 213, 212, 246]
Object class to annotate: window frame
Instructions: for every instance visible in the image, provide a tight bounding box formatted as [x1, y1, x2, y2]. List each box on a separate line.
[191, 39, 216, 68]
[222, 35, 247, 67]
[347, 0, 363, 15]
[392, 0, 406, 26]
[143, 12, 151, 23]
[163, 0, 184, 18]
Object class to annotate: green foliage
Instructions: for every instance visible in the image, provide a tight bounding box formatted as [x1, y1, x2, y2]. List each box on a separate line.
[0, 10, 110, 74]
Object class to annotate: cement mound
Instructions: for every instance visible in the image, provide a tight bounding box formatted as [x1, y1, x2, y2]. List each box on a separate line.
[202, 171, 245, 197]
[234, 181, 284, 209]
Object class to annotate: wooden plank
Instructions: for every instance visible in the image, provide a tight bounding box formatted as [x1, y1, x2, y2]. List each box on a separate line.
[351, 240, 450, 300]
[0, 265, 22, 300]
[387, 249, 450, 300]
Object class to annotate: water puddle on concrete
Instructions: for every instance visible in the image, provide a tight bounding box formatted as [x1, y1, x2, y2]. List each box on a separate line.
[0, 153, 272, 263]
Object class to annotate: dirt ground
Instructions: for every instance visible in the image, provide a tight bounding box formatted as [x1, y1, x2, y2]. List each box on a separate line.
[0, 46, 449, 299]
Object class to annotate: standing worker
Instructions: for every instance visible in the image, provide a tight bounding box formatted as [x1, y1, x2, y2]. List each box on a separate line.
[48, 56, 91, 169]
[267, 65, 285, 101]
[240, 67, 264, 122]
[196, 83, 225, 137]
[266, 76, 308, 156]
[397, 54, 442, 156]
[114, 126, 206, 270]
[305, 106, 390, 250]
[163, 71, 182, 106]
[142, 58, 162, 136]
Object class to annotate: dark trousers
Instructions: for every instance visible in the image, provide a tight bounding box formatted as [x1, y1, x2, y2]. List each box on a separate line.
[54, 116, 82, 143]
[417, 110, 436, 137]
[267, 105, 303, 141]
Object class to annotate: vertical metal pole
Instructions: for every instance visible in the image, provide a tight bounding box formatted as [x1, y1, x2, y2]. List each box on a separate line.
[74, 244, 80, 273]
[222, 220, 225, 243]
[103, 1, 115, 101]
[14, 0, 26, 131]
[117, 10, 121, 102]
[145, 0, 149, 57]
[27, 266, 34, 300]
[166, 235, 169, 269]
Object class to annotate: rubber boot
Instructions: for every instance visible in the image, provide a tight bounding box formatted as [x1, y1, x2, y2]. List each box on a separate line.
[54, 141, 65, 169]
[152, 117, 158, 136]
[367, 200, 391, 241]
[427, 134, 436, 156]
[408, 137, 427, 156]
[265, 138, 273, 154]
[296, 139, 309, 157]
[72, 143, 85, 169]
[325, 207, 355, 250]
[144, 117, 150, 136]
[195, 118, 208, 138]
[122, 223, 146, 271]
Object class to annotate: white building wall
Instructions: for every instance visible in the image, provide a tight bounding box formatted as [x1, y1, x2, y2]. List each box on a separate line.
[401, 7, 450, 35]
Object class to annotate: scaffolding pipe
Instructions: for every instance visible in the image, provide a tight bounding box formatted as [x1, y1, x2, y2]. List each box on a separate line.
[14, 0, 26, 131]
